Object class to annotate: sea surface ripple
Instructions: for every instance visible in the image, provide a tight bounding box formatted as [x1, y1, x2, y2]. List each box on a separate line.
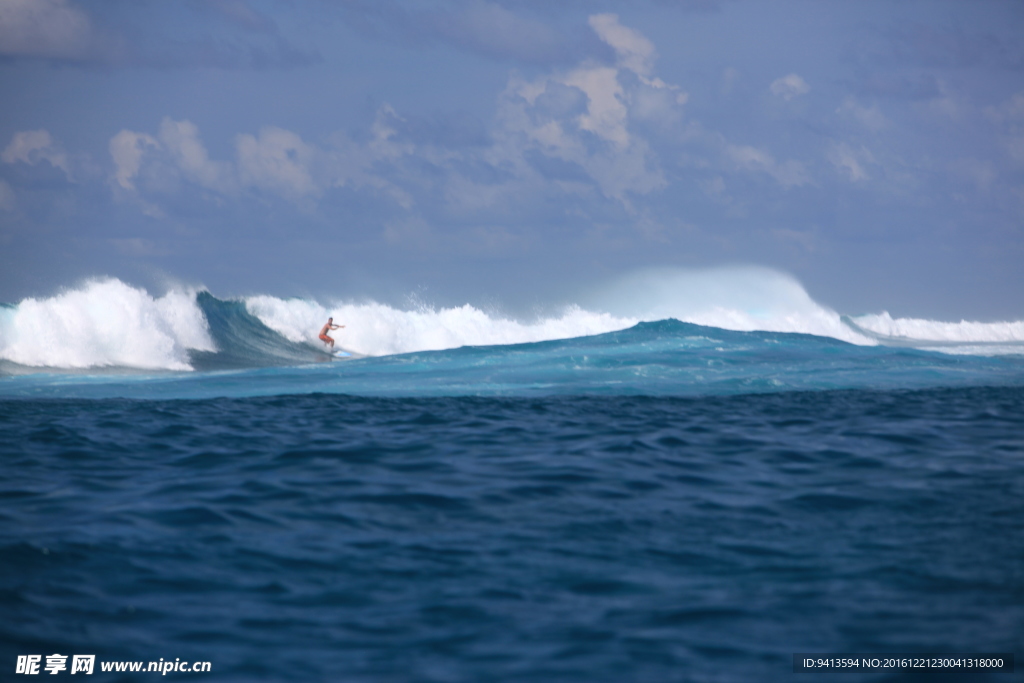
[2, 387, 1022, 681]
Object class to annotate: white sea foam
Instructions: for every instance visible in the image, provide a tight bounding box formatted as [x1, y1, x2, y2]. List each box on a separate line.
[589, 266, 877, 345]
[0, 279, 215, 370]
[246, 267, 874, 357]
[4, 270, 1022, 370]
[245, 296, 636, 356]
[242, 266, 1024, 358]
[850, 311, 1024, 343]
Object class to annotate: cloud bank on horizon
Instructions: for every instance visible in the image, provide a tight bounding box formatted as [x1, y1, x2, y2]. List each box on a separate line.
[1, 0, 1022, 319]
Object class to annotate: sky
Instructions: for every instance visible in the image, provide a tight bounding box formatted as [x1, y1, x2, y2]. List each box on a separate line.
[0, 0, 1022, 320]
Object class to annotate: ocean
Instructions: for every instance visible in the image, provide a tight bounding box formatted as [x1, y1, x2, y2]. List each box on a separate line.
[2, 271, 1022, 681]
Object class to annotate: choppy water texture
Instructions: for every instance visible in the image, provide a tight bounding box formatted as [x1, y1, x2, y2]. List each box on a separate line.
[2, 387, 1023, 682]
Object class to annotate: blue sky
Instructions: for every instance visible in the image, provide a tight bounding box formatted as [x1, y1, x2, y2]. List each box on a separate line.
[1, 0, 1022, 319]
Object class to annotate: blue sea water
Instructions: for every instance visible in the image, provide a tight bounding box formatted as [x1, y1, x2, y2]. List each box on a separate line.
[2, 281, 1023, 681]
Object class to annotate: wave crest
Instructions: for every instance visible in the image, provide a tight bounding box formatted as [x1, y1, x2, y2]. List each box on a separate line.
[0, 279, 215, 370]
[850, 311, 1024, 343]
[3, 269, 1022, 372]
[246, 296, 635, 356]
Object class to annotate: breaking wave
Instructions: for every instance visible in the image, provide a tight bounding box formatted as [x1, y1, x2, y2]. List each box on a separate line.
[2, 268, 1022, 373]
[0, 279, 214, 371]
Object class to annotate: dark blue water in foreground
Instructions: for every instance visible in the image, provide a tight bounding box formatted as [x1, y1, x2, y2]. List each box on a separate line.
[2, 386, 1022, 682]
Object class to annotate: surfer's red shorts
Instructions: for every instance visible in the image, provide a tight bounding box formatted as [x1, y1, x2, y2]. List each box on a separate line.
[319, 334, 331, 342]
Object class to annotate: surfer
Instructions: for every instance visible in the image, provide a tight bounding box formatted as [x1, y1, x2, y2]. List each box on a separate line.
[319, 317, 344, 348]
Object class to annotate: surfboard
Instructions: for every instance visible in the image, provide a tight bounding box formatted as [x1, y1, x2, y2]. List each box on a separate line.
[333, 350, 352, 358]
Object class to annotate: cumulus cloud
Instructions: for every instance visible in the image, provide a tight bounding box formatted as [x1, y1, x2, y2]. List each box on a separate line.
[95, 12, 833, 226]
[366, 104, 415, 162]
[482, 14, 689, 201]
[109, 120, 233, 199]
[104, 12, 835, 223]
[236, 127, 317, 199]
[157, 119, 235, 194]
[2, 129, 71, 177]
[727, 144, 808, 188]
[0, 0, 95, 60]
[589, 13, 686, 111]
[109, 118, 328, 205]
[496, 73, 666, 201]
[561, 66, 631, 146]
[109, 130, 160, 190]
[770, 73, 810, 101]
[589, 13, 656, 77]
[827, 142, 874, 182]
[101, 14, 685, 218]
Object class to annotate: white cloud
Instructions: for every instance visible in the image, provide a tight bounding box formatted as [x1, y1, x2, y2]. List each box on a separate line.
[158, 118, 235, 193]
[837, 97, 887, 132]
[481, 15, 684, 202]
[588, 13, 686, 115]
[632, 79, 688, 127]
[495, 68, 667, 201]
[562, 66, 630, 146]
[96, 14, 848, 225]
[109, 130, 161, 190]
[368, 105, 415, 161]
[0, 0, 94, 60]
[236, 127, 317, 199]
[95, 14, 694, 220]
[588, 13, 655, 77]
[827, 141, 874, 182]
[727, 144, 808, 187]
[2, 129, 70, 176]
[109, 119, 333, 206]
[0, 178, 15, 211]
[770, 73, 810, 101]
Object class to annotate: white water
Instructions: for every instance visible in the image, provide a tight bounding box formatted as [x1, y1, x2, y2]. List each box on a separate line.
[588, 266, 876, 345]
[246, 266, 872, 356]
[245, 296, 635, 356]
[2, 269, 1022, 370]
[0, 279, 215, 370]
[850, 311, 1024, 343]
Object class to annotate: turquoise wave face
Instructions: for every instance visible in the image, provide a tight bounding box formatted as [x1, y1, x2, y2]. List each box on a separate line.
[188, 292, 327, 370]
[3, 320, 1023, 400]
